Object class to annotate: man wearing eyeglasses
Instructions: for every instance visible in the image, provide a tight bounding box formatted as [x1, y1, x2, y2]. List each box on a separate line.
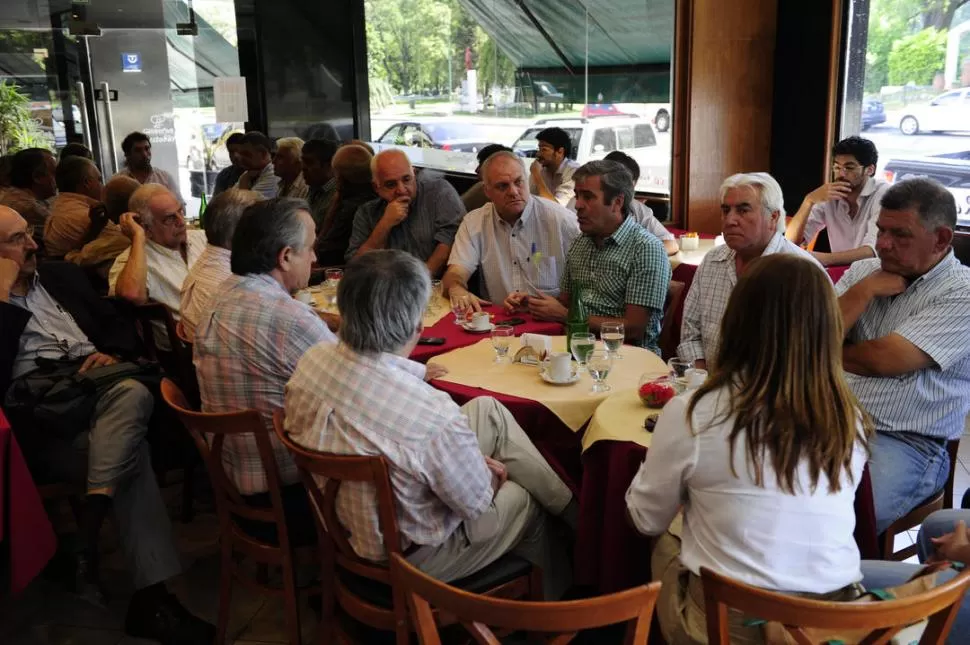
[0, 205, 216, 643]
[786, 136, 889, 267]
[108, 184, 206, 345]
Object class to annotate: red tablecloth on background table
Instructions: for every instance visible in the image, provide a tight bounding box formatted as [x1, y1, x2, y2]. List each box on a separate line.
[411, 305, 563, 363]
[0, 410, 57, 595]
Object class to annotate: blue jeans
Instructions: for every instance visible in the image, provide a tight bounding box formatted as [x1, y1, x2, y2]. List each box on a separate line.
[860, 509, 970, 645]
[870, 431, 949, 535]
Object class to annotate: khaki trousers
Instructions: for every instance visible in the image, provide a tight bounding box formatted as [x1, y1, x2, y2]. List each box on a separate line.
[407, 396, 574, 599]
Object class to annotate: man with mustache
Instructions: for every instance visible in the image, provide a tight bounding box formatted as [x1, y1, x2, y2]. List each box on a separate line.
[444, 150, 579, 313]
[836, 177, 970, 536]
[0, 205, 214, 643]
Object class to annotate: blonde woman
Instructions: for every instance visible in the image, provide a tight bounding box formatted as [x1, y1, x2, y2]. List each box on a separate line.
[626, 254, 871, 644]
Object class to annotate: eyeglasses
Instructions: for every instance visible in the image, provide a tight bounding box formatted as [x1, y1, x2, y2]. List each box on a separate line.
[159, 209, 186, 227]
[832, 163, 863, 174]
[0, 226, 37, 246]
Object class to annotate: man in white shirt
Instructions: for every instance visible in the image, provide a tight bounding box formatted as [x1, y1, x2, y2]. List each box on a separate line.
[109, 184, 207, 336]
[236, 131, 280, 199]
[604, 151, 679, 255]
[786, 136, 888, 266]
[529, 127, 580, 210]
[179, 188, 261, 341]
[113, 131, 179, 195]
[679, 173, 824, 367]
[443, 151, 579, 312]
[273, 137, 308, 200]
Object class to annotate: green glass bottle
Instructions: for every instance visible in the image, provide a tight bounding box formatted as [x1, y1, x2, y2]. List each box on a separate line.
[198, 192, 208, 228]
[565, 281, 589, 355]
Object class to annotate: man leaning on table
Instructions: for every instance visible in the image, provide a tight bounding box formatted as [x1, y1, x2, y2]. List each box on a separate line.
[525, 160, 671, 355]
[786, 136, 888, 267]
[443, 150, 579, 314]
[286, 249, 577, 598]
[835, 177, 970, 536]
[679, 172, 823, 368]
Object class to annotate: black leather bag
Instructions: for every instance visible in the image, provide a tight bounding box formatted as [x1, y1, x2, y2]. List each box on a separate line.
[4, 357, 161, 439]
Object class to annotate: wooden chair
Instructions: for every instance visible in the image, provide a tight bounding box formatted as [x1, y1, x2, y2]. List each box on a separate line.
[880, 439, 961, 561]
[701, 565, 970, 645]
[658, 280, 686, 361]
[390, 552, 660, 644]
[271, 410, 540, 645]
[160, 379, 320, 645]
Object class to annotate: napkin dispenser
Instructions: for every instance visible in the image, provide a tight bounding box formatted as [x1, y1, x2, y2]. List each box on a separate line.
[515, 334, 552, 365]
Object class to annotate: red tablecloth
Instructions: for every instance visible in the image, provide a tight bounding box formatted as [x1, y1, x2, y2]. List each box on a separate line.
[0, 410, 57, 595]
[411, 305, 563, 363]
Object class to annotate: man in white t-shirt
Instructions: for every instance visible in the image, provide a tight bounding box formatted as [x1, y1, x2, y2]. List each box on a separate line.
[786, 136, 888, 266]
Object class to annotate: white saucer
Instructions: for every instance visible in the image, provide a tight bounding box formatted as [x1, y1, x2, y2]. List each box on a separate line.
[461, 322, 494, 333]
[540, 369, 580, 385]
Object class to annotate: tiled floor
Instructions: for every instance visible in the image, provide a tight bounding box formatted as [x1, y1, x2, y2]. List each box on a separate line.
[4, 427, 970, 644]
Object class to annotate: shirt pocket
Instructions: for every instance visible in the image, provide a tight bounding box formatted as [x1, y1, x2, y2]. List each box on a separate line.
[534, 256, 559, 292]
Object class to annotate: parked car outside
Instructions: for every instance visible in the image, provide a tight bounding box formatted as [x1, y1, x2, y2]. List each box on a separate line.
[884, 150, 970, 226]
[376, 121, 495, 153]
[898, 89, 970, 135]
[861, 96, 886, 131]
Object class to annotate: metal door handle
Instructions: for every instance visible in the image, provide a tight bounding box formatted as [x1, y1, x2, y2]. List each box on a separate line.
[99, 81, 119, 175]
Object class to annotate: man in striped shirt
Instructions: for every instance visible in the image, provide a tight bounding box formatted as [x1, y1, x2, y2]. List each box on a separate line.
[836, 178, 970, 534]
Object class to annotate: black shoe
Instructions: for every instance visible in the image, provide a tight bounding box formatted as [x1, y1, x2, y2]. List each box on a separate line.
[124, 592, 216, 645]
[74, 554, 108, 608]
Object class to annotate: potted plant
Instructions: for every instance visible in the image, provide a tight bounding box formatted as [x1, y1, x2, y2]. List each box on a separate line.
[0, 80, 52, 154]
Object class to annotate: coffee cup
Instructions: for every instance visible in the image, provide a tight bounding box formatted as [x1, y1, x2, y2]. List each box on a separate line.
[295, 290, 313, 305]
[469, 311, 490, 330]
[685, 367, 708, 389]
[547, 352, 572, 382]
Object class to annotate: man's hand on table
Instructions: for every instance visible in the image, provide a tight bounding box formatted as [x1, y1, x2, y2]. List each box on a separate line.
[450, 286, 490, 315]
[503, 291, 529, 313]
[485, 456, 508, 494]
[424, 363, 449, 381]
[527, 292, 567, 321]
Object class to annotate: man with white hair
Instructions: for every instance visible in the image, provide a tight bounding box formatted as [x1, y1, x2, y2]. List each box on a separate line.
[443, 150, 579, 312]
[273, 137, 309, 199]
[346, 149, 464, 276]
[679, 172, 823, 368]
[109, 183, 207, 323]
[287, 250, 576, 597]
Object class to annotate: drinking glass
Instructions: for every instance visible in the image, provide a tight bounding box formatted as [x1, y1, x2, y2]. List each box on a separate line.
[587, 350, 613, 394]
[601, 321, 625, 359]
[490, 325, 514, 363]
[570, 333, 596, 373]
[451, 294, 466, 325]
[428, 280, 442, 313]
[668, 357, 691, 392]
[325, 268, 343, 287]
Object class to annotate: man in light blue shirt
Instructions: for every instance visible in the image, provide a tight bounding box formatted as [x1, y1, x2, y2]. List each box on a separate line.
[235, 131, 280, 199]
[836, 177, 970, 534]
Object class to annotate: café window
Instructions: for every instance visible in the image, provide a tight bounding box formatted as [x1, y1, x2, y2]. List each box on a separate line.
[840, 0, 970, 227]
[362, 0, 675, 206]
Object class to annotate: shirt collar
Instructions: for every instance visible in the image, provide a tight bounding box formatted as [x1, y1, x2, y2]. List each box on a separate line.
[495, 197, 535, 229]
[912, 249, 958, 286]
[238, 272, 291, 297]
[335, 342, 428, 380]
[710, 232, 786, 263]
[146, 238, 185, 259]
[602, 215, 640, 246]
[205, 244, 232, 260]
[859, 177, 880, 198]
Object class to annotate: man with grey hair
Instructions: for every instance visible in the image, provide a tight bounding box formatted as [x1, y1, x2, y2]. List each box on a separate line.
[443, 150, 579, 312]
[109, 184, 207, 326]
[679, 172, 822, 367]
[286, 249, 577, 597]
[527, 160, 671, 354]
[835, 177, 970, 534]
[193, 197, 335, 533]
[347, 148, 464, 276]
[179, 188, 261, 341]
[273, 136, 309, 199]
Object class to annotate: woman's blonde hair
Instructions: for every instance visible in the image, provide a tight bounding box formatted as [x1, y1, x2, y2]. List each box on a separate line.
[686, 254, 871, 494]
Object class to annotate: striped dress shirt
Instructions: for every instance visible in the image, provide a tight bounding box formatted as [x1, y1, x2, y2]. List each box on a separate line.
[679, 233, 824, 365]
[194, 273, 336, 495]
[178, 244, 232, 342]
[835, 252, 970, 440]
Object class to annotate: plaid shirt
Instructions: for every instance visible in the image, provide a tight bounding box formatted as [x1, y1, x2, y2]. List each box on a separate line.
[678, 233, 823, 365]
[286, 343, 493, 562]
[560, 216, 671, 354]
[194, 273, 336, 495]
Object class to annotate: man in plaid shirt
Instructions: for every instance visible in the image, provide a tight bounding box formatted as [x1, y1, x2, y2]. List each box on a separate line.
[286, 250, 577, 598]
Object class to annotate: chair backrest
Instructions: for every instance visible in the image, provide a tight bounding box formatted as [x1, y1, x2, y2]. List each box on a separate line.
[944, 439, 960, 509]
[701, 565, 970, 645]
[173, 320, 200, 408]
[159, 378, 295, 554]
[659, 280, 686, 361]
[271, 409, 403, 584]
[132, 301, 187, 366]
[390, 553, 660, 645]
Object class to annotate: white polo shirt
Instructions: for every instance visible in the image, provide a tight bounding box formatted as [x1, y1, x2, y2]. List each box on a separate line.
[802, 178, 888, 253]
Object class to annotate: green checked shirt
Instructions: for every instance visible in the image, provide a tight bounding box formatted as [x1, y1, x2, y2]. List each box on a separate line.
[560, 216, 671, 355]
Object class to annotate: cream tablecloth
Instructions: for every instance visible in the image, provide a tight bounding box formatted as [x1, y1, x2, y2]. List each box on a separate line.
[309, 288, 452, 327]
[433, 336, 666, 432]
[583, 386, 668, 452]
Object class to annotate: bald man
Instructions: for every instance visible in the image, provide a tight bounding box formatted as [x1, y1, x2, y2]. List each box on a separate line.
[0, 205, 214, 641]
[346, 149, 465, 276]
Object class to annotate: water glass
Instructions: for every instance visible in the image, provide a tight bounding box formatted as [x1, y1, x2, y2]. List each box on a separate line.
[325, 268, 343, 288]
[601, 321, 625, 359]
[490, 325, 514, 363]
[587, 350, 613, 394]
[451, 295, 466, 325]
[668, 357, 691, 392]
[428, 280, 442, 313]
[570, 333, 596, 373]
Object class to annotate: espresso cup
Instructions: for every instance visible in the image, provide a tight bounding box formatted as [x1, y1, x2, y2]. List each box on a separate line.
[469, 311, 490, 330]
[548, 352, 572, 382]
